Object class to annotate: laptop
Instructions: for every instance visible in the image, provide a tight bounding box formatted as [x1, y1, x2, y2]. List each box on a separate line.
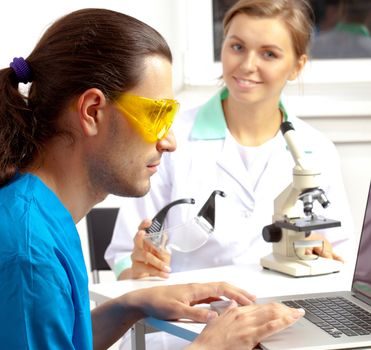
[258, 182, 371, 350]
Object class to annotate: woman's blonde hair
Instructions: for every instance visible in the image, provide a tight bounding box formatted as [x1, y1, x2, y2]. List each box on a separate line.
[223, 0, 314, 57]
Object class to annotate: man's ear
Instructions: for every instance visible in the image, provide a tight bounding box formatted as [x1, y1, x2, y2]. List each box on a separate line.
[77, 88, 108, 136]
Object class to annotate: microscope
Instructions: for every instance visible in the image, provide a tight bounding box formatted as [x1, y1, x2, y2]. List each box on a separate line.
[260, 121, 343, 277]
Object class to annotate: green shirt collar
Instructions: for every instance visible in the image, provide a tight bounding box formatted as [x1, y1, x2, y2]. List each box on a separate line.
[335, 22, 370, 37]
[190, 87, 288, 140]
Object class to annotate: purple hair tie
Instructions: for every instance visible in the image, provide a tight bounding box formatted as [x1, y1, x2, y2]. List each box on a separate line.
[9, 57, 33, 84]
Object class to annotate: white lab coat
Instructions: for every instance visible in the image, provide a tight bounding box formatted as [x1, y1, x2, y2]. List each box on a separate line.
[105, 96, 354, 275]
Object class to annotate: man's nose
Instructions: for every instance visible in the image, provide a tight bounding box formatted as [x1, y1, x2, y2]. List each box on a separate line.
[157, 129, 177, 153]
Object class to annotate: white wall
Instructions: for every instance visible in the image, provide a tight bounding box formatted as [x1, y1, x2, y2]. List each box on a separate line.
[0, 0, 185, 91]
[1, 0, 370, 282]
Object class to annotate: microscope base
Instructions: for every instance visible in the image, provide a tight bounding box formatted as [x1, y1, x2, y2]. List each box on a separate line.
[260, 253, 342, 277]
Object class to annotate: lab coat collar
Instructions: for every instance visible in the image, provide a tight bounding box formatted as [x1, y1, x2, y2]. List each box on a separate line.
[190, 87, 288, 140]
[190, 88, 228, 140]
[216, 130, 256, 200]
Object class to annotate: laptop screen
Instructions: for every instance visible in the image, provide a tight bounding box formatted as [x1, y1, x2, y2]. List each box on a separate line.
[351, 182, 371, 304]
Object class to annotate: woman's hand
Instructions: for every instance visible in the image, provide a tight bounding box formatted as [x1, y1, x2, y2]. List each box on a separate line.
[119, 219, 172, 279]
[304, 233, 344, 262]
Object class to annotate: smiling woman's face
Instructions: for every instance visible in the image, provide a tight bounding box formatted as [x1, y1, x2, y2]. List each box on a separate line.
[221, 13, 306, 106]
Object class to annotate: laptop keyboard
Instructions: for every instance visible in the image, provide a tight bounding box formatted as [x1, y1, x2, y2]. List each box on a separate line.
[282, 297, 371, 338]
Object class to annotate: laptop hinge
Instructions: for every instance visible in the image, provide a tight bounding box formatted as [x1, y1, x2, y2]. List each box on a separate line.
[352, 290, 371, 307]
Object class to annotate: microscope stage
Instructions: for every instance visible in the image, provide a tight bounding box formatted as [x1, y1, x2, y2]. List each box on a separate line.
[275, 217, 341, 232]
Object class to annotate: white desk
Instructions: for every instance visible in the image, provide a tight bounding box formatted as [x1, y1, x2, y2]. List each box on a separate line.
[89, 262, 355, 348]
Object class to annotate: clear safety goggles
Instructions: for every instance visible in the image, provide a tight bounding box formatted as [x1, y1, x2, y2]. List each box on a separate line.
[115, 93, 180, 143]
[145, 191, 226, 253]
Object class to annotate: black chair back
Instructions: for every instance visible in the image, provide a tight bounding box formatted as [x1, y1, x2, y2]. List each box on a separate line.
[86, 207, 119, 283]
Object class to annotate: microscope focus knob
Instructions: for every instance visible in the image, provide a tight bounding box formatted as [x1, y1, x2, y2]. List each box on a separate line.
[262, 224, 282, 242]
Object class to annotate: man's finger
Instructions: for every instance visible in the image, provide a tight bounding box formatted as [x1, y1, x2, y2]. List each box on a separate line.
[173, 304, 219, 323]
[253, 309, 305, 340]
[184, 282, 256, 307]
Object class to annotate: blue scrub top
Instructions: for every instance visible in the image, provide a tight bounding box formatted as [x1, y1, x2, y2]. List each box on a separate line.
[0, 173, 92, 349]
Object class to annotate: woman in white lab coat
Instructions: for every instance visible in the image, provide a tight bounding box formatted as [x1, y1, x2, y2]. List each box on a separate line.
[105, 0, 353, 280]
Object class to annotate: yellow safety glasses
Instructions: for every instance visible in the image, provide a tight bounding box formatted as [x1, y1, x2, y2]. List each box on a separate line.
[115, 93, 180, 143]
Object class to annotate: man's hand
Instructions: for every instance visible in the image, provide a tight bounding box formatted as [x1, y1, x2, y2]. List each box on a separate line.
[122, 281, 256, 323]
[93, 281, 256, 350]
[187, 301, 305, 350]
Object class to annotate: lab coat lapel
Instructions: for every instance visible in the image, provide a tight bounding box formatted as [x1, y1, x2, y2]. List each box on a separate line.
[216, 133, 255, 202]
[254, 133, 292, 202]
